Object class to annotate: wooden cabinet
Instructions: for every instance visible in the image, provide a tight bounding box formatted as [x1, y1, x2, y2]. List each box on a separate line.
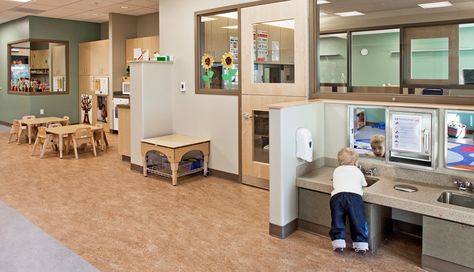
[79, 43, 91, 75]
[126, 36, 159, 61]
[118, 106, 131, 157]
[30, 50, 49, 69]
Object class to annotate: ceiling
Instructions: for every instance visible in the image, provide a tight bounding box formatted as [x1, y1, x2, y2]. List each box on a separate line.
[0, 0, 159, 25]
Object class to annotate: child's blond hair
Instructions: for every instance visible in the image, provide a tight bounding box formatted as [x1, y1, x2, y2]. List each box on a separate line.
[337, 147, 358, 166]
[370, 135, 385, 148]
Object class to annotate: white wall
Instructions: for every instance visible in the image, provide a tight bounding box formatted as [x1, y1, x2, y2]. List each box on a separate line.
[270, 103, 325, 227]
[159, 0, 258, 174]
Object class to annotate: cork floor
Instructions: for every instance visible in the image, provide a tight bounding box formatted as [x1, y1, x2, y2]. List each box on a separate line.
[0, 129, 425, 272]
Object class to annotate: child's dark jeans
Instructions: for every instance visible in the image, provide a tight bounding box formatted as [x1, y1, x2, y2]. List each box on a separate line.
[329, 192, 369, 250]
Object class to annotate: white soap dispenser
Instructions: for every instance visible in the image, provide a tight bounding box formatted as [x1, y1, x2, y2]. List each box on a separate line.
[296, 128, 313, 162]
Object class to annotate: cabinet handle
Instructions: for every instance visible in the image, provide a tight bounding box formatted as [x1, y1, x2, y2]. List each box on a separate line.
[243, 112, 253, 120]
[423, 129, 429, 154]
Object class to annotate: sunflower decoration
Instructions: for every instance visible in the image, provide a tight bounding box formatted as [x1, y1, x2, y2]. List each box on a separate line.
[201, 53, 214, 88]
[221, 52, 237, 89]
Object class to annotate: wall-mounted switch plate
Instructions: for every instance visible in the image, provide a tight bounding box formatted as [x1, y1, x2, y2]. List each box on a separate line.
[40, 109, 44, 115]
[180, 82, 186, 93]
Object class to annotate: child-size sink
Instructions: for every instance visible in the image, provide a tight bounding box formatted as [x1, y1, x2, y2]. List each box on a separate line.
[365, 176, 379, 187]
[437, 192, 474, 209]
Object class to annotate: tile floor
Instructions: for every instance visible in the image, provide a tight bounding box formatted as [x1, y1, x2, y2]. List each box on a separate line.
[0, 129, 425, 271]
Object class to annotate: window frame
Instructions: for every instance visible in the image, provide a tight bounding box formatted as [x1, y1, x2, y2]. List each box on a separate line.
[195, 8, 241, 96]
[311, 0, 474, 105]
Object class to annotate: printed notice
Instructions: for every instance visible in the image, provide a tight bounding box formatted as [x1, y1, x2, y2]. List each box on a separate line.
[392, 114, 422, 153]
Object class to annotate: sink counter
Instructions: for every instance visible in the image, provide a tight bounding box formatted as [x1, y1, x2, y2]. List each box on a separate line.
[297, 167, 474, 226]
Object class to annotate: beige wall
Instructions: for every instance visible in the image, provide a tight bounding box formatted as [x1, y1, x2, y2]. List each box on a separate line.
[137, 12, 159, 37]
[159, 0, 259, 174]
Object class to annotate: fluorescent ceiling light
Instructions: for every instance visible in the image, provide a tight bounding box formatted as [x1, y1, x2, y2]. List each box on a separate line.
[335, 11, 364, 17]
[352, 29, 400, 35]
[321, 33, 347, 39]
[12, 0, 31, 2]
[418, 1, 452, 9]
[317, 0, 330, 4]
[201, 16, 216, 22]
[320, 11, 328, 16]
[263, 20, 295, 29]
[221, 25, 238, 29]
[215, 11, 238, 20]
[11, 48, 20, 52]
[121, 6, 129, 9]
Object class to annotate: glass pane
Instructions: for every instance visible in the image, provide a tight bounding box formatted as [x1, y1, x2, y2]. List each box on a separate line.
[459, 23, 474, 85]
[320, 33, 347, 84]
[199, 11, 239, 90]
[351, 29, 400, 87]
[253, 110, 269, 163]
[253, 20, 295, 83]
[446, 110, 474, 172]
[349, 106, 386, 159]
[411, 38, 449, 80]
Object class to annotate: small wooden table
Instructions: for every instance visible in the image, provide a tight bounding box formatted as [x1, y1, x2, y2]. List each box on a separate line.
[46, 124, 107, 158]
[21, 117, 68, 144]
[141, 135, 210, 185]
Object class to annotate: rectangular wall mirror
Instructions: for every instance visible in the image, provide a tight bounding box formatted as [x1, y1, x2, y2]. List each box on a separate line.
[8, 39, 68, 95]
[252, 19, 295, 84]
[446, 110, 474, 171]
[348, 105, 387, 160]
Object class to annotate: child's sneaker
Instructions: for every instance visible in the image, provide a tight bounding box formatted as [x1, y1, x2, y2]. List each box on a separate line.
[333, 247, 344, 253]
[354, 248, 367, 255]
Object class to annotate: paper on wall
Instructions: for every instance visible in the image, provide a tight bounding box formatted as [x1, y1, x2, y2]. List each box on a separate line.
[391, 114, 422, 153]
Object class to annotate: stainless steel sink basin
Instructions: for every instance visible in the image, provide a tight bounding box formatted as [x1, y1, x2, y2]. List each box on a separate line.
[437, 192, 474, 209]
[365, 176, 379, 187]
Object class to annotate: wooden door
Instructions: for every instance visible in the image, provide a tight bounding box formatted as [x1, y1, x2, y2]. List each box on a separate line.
[240, 0, 308, 189]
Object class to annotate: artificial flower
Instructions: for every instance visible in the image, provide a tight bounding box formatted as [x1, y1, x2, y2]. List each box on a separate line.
[221, 52, 234, 69]
[201, 53, 214, 70]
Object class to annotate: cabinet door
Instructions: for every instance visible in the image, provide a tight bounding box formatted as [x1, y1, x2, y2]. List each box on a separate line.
[79, 43, 91, 75]
[90, 40, 109, 75]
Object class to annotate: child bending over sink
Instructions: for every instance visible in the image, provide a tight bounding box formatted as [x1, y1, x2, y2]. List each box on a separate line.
[330, 147, 369, 254]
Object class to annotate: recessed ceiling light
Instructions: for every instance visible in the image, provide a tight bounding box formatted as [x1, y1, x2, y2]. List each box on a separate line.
[215, 11, 238, 20]
[263, 20, 295, 29]
[317, 0, 330, 4]
[418, 1, 452, 9]
[335, 11, 364, 17]
[221, 25, 238, 29]
[201, 16, 216, 22]
[121, 6, 129, 9]
[12, 0, 31, 2]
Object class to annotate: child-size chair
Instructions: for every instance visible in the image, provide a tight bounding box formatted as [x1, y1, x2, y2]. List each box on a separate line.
[8, 120, 27, 143]
[61, 116, 70, 126]
[72, 127, 97, 159]
[31, 126, 58, 158]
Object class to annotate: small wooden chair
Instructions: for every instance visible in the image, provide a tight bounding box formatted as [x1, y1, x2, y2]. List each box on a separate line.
[20, 115, 37, 142]
[8, 120, 27, 143]
[93, 124, 108, 151]
[31, 127, 57, 158]
[61, 116, 70, 126]
[47, 123, 69, 152]
[72, 127, 96, 159]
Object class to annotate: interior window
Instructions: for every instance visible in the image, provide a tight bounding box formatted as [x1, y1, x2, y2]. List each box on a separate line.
[351, 29, 400, 87]
[197, 10, 239, 93]
[411, 38, 449, 80]
[319, 33, 347, 92]
[459, 23, 474, 85]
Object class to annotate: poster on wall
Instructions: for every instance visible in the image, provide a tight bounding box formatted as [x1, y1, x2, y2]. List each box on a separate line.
[53, 76, 65, 92]
[391, 114, 422, 153]
[97, 96, 108, 123]
[229, 36, 238, 61]
[271, 41, 280, 62]
[256, 30, 268, 62]
[80, 94, 92, 124]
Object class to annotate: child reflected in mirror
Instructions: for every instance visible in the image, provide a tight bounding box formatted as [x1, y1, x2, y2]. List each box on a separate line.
[370, 135, 385, 157]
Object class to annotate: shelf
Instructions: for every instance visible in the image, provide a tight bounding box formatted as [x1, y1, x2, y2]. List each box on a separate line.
[391, 47, 474, 54]
[147, 165, 204, 178]
[320, 54, 341, 57]
[254, 61, 295, 65]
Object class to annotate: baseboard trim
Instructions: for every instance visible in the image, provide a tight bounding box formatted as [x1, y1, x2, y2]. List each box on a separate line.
[269, 219, 298, 239]
[0, 120, 12, 126]
[122, 155, 131, 162]
[422, 254, 473, 272]
[131, 163, 143, 173]
[243, 175, 269, 190]
[208, 168, 239, 182]
[297, 219, 330, 238]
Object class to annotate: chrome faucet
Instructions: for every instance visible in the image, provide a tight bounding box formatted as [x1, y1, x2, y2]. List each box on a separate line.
[358, 165, 377, 176]
[454, 180, 473, 192]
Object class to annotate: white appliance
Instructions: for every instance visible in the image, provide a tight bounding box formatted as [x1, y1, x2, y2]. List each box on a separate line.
[122, 81, 130, 95]
[112, 97, 130, 131]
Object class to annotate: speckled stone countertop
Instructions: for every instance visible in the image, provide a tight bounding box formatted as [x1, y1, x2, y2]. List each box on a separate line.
[297, 166, 474, 226]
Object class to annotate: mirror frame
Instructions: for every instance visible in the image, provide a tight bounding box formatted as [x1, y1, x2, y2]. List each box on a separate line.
[7, 38, 69, 96]
[445, 109, 474, 173]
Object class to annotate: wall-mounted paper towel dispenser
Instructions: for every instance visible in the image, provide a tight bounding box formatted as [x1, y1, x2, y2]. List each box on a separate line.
[296, 128, 313, 162]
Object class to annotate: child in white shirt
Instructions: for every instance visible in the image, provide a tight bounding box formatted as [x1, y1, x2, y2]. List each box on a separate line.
[330, 147, 369, 254]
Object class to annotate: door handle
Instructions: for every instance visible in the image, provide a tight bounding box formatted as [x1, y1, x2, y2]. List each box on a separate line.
[243, 112, 253, 119]
[423, 129, 429, 154]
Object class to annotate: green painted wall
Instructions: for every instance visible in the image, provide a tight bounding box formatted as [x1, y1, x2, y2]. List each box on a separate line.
[365, 108, 385, 123]
[0, 16, 100, 123]
[320, 36, 347, 84]
[459, 25, 474, 84]
[0, 18, 30, 123]
[352, 32, 400, 86]
[28, 16, 101, 123]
